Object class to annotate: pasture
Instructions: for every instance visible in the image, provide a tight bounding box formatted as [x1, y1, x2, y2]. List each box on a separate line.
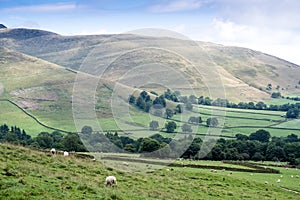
[1, 143, 299, 200]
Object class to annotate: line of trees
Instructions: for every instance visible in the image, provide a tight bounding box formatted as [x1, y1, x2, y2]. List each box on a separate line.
[129, 90, 299, 119]
[1, 124, 299, 165]
[0, 124, 86, 152]
[80, 126, 300, 165]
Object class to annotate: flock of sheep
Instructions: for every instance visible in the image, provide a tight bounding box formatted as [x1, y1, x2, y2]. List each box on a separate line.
[50, 148, 118, 187]
[49, 148, 300, 188]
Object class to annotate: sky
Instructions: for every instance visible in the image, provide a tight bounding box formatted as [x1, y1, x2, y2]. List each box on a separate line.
[1, 0, 300, 65]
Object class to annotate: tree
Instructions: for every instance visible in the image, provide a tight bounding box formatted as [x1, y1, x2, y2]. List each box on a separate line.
[139, 138, 161, 152]
[60, 133, 86, 152]
[255, 102, 267, 110]
[252, 152, 265, 161]
[153, 96, 166, 107]
[165, 121, 177, 133]
[176, 104, 182, 113]
[206, 118, 219, 127]
[271, 92, 281, 98]
[128, 95, 136, 104]
[124, 144, 136, 152]
[189, 95, 198, 104]
[188, 116, 202, 124]
[181, 123, 192, 133]
[36, 132, 53, 149]
[236, 134, 249, 141]
[249, 129, 270, 143]
[149, 120, 159, 130]
[286, 134, 298, 143]
[266, 83, 272, 91]
[286, 108, 299, 118]
[165, 108, 173, 119]
[185, 102, 193, 111]
[81, 126, 93, 135]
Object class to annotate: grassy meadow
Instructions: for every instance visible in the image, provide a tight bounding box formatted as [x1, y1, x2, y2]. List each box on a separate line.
[1, 143, 299, 200]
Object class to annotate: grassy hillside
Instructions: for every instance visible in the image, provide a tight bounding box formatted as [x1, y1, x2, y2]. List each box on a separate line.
[1, 28, 300, 102]
[1, 143, 299, 200]
[0, 47, 78, 134]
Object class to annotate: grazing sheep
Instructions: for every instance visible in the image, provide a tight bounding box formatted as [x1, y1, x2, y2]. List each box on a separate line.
[280, 175, 283, 178]
[277, 179, 281, 183]
[50, 148, 56, 155]
[265, 181, 269, 185]
[250, 173, 253, 176]
[63, 151, 69, 156]
[105, 176, 117, 187]
[122, 162, 129, 166]
[296, 175, 299, 178]
[92, 158, 96, 161]
[222, 169, 226, 172]
[291, 175, 294, 178]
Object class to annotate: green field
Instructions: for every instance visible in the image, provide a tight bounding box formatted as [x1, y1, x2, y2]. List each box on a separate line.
[1, 143, 299, 200]
[1, 97, 299, 139]
[0, 101, 53, 137]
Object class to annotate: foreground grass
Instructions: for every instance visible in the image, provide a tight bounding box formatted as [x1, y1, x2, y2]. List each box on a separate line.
[0, 143, 299, 200]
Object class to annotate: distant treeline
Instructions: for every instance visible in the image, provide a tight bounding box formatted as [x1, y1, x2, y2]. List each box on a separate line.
[80, 126, 300, 166]
[1, 124, 300, 165]
[0, 124, 86, 152]
[129, 90, 300, 119]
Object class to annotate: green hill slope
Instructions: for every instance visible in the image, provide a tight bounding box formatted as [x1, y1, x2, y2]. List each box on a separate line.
[0, 47, 78, 134]
[0, 143, 298, 200]
[1, 28, 300, 102]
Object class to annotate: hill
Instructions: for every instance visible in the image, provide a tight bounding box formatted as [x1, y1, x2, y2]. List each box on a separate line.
[0, 47, 78, 134]
[0, 143, 299, 199]
[0, 28, 299, 102]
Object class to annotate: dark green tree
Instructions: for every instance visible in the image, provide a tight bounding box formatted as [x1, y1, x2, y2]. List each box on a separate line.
[139, 138, 161, 152]
[185, 102, 193, 111]
[249, 129, 270, 143]
[181, 123, 192, 132]
[165, 121, 177, 133]
[81, 126, 93, 135]
[206, 117, 219, 127]
[165, 108, 174, 119]
[60, 133, 86, 152]
[286, 108, 299, 118]
[149, 120, 159, 130]
[128, 95, 136, 104]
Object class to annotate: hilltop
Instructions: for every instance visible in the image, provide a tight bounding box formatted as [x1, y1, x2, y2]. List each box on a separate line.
[0, 24, 7, 29]
[0, 28, 299, 102]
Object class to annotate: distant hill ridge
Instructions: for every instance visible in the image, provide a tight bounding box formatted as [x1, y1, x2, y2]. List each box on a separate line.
[0, 27, 299, 102]
[0, 24, 7, 29]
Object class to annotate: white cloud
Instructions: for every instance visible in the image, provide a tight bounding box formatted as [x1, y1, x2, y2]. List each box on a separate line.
[205, 18, 300, 65]
[211, 18, 257, 42]
[3, 2, 78, 12]
[150, 0, 205, 13]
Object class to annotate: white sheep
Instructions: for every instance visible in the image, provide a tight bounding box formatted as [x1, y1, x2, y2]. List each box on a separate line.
[122, 162, 129, 166]
[265, 181, 269, 185]
[296, 175, 299, 178]
[280, 175, 283, 178]
[105, 176, 117, 187]
[63, 151, 69, 156]
[250, 173, 253, 176]
[291, 175, 294, 178]
[50, 148, 56, 155]
[276, 179, 281, 183]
